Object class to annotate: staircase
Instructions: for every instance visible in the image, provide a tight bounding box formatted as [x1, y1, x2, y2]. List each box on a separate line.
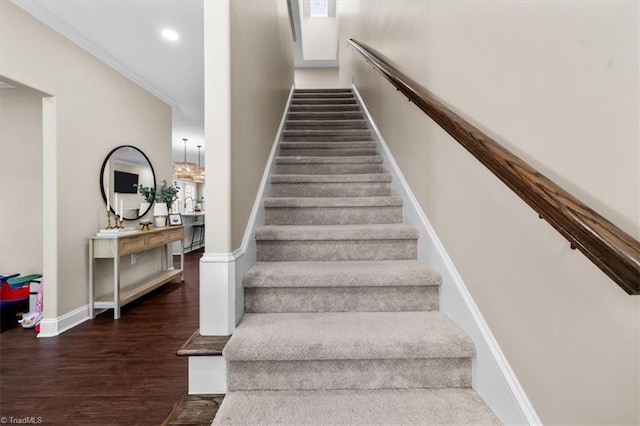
[213, 88, 500, 425]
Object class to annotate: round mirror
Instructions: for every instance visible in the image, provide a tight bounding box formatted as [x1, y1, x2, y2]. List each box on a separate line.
[100, 145, 156, 221]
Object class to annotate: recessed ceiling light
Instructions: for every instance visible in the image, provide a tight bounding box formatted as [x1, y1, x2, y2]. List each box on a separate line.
[161, 29, 179, 41]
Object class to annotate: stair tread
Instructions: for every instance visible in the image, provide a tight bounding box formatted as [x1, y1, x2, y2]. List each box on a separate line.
[275, 155, 382, 164]
[284, 129, 370, 135]
[270, 173, 391, 183]
[293, 92, 353, 95]
[295, 88, 352, 93]
[292, 99, 357, 104]
[264, 196, 401, 208]
[255, 224, 418, 241]
[213, 388, 499, 426]
[280, 141, 376, 148]
[223, 311, 475, 361]
[286, 119, 366, 125]
[289, 105, 360, 110]
[287, 111, 363, 119]
[244, 260, 439, 288]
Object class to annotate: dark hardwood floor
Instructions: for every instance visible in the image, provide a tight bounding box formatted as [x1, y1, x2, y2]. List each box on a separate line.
[1, 250, 202, 425]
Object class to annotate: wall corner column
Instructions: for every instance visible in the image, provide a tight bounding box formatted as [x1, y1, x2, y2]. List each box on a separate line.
[202, 0, 234, 335]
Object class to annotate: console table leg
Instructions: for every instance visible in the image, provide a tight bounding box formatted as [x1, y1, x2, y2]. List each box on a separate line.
[113, 256, 121, 319]
[88, 241, 95, 319]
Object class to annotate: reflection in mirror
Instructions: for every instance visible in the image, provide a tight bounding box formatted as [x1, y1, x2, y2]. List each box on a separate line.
[100, 145, 156, 221]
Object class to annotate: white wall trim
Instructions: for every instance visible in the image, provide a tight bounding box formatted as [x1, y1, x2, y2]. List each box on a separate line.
[352, 84, 541, 426]
[41, 95, 59, 333]
[37, 304, 89, 338]
[232, 85, 295, 325]
[11, 0, 178, 107]
[200, 253, 236, 335]
[237, 84, 295, 256]
[198, 85, 295, 335]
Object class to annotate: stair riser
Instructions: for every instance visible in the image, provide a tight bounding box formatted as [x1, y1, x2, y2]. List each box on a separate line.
[283, 135, 372, 142]
[256, 240, 417, 261]
[289, 105, 360, 112]
[227, 358, 471, 391]
[293, 93, 354, 99]
[275, 163, 382, 174]
[291, 99, 357, 105]
[265, 206, 402, 225]
[288, 112, 363, 120]
[279, 148, 378, 157]
[295, 89, 352, 93]
[285, 121, 368, 130]
[271, 182, 391, 198]
[245, 286, 438, 313]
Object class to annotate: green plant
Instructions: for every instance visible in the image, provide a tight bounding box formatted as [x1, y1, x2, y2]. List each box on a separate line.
[156, 180, 180, 210]
[135, 184, 156, 204]
[196, 196, 205, 204]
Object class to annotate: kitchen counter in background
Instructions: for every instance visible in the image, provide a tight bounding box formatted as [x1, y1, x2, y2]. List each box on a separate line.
[172, 212, 204, 254]
[182, 212, 204, 217]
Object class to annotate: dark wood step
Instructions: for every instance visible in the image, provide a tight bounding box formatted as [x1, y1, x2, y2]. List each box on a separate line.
[162, 394, 224, 426]
[176, 329, 230, 356]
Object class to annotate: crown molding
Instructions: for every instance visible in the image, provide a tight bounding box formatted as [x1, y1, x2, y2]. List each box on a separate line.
[12, 0, 179, 107]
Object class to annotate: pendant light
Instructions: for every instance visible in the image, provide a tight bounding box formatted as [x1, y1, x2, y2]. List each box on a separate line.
[193, 145, 205, 183]
[173, 138, 196, 181]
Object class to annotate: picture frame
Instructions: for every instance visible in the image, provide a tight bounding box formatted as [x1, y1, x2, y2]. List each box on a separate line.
[168, 213, 183, 226]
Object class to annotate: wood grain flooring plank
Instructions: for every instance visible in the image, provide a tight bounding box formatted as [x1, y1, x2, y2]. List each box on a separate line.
[0, 250, 202, 425]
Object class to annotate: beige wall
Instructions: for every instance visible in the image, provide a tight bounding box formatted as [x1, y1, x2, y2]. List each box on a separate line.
[0, 86, 44, 275]
[0, 3, 172, 319]
[229, 0, 294, 249]
[295, 68, 343, 89]
[338, 1, 639, 424]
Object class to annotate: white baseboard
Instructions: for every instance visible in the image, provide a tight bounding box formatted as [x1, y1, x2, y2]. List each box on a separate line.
[199, 252, 238, 335]
[37, 304, 89, 338]
[352, 85, 541, 426]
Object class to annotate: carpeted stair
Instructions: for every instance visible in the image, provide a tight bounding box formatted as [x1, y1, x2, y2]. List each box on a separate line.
[213, 88, 500, 425]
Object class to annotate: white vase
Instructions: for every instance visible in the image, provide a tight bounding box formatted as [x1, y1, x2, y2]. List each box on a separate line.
[153, 203, 168, 227]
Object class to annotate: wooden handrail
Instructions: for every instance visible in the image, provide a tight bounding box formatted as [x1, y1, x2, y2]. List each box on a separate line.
[347, 38, 640, 295]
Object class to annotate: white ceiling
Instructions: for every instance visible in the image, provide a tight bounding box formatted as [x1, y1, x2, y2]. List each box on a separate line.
[13, 0, 205, 163]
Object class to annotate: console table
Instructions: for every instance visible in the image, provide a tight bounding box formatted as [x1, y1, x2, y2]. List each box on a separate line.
[88, 226, 184, 319]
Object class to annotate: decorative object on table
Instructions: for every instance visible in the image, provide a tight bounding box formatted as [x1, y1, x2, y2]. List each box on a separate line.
[105, 209, 115, 229]
[156, 180, 180, 211]
[153, 180, 179, 227]
[139, 219, 152, 231]
[153, 202, 168, 227]
[135, 183, 156, 218]
[96, 227, 139, 237]
[193, 145, 205, 184]
[168, 213, 183, 226]
[195, 196, 204, 212]
[173, 138, 196, 181]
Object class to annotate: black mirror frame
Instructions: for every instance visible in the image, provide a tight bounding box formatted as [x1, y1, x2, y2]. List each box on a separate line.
[100, 145, 156, 221]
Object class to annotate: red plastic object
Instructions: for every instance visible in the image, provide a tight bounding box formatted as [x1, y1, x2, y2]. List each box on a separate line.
[0, 281, 29, 305]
